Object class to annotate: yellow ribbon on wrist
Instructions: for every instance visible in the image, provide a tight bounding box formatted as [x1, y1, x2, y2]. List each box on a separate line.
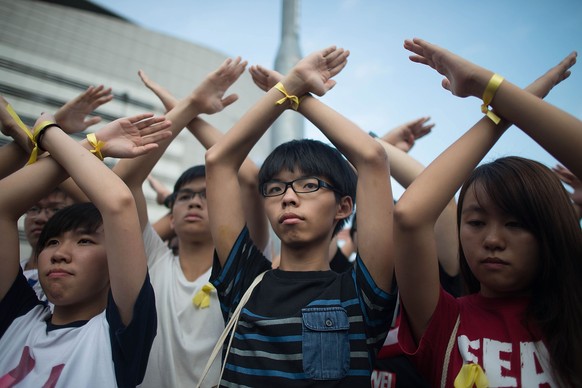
[6, 105, 51, 164]
[274, 82, 300, 111]
[454, 363, 489, 388]
[192, 282, 215, 309]
[86, 133, 105, 160]
[480, 73, 504, 124]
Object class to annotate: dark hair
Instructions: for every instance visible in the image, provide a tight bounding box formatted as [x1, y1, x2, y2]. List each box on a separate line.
[259, 139, 357, 236]
[457, 156, 582, 386]
[168, 165, 206, 209]
[34, 202, 103, 259]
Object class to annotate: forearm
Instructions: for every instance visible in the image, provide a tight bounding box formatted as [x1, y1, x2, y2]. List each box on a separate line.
[206, 86, 285, 171]
[114, 96, 202, 187]
[0, 142, 28, 179]
[376, 139, 424, 188]
[395, 116, 507, 227]
[491, 81, 582, 178]
[41, 127, 132, 212]
[299, 96, 386, 168]
[186, 117, 221, 149]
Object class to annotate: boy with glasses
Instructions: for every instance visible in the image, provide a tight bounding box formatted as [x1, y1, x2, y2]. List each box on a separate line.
[204, 46, 397, 387]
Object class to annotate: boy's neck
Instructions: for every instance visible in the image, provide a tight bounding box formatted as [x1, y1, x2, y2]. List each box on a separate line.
[278, 244, 331, 272]
[178, 239, 215, 281]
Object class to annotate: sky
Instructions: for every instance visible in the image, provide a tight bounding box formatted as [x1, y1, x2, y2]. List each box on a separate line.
[91, 0, 582, 197]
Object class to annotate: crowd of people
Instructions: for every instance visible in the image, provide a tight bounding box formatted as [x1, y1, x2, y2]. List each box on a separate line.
[0, 38, 581, 387]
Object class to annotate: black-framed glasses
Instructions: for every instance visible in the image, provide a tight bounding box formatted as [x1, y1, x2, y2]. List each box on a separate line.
[26, 205, 65, 218]
[174, 189, 207, 203]
[261, 177, 341, 197]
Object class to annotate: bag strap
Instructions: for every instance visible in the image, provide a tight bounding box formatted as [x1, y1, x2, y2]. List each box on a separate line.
[440, 313, 460, 388]
[196, 270, 268, 388]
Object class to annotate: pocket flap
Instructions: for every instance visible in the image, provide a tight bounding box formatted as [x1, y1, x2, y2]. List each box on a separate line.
[302, 307, 349, 331]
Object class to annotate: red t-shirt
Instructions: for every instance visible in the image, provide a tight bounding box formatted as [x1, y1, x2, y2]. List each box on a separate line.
[398, 288, 556, 387]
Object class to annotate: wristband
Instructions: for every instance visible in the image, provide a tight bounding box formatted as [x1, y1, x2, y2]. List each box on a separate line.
[35, 122, 61, 153]
[480, 73, 504, 124]
[29, 121, 59, 164]
[274, 82, 300, 111]
[6, 104, 56, 164]
[86, 133, 105, 160]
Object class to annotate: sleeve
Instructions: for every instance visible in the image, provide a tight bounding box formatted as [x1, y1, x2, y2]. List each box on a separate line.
[210, 226, 271, 321]
[352, 255, 398, 359]
[106, 272, 157, 388]
[142, 222, 171, 268]
[398, 287, 459, 384]
[0, 268, 41, 338]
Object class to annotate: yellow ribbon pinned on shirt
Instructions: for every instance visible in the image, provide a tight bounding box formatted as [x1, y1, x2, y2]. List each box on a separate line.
[274, 82, 300, 111]
[454, 363, 489, 388]
[192, 282, 215, 309]
[480, 73, 504, 125]
[86, 133, 105, 160]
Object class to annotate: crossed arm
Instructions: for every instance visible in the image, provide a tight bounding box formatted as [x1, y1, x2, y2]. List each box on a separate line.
[394, 40, 577, 342]
[114, 58, 247, 230]
[0, 112, 171, 325]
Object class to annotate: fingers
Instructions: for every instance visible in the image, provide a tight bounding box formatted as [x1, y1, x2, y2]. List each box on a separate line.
[248, 66, 270, 92]
[83, 116, 102, 127]
[221, 93, 239, 108]
[130, 143, 160, 158]
[138, 69, 151, 86]
[327, 49, 350, 76]
[140, 129, 172, 145]
[126, 112, 155, 125]
[135, 116, 169, 133]
[320, 45, 338, 58]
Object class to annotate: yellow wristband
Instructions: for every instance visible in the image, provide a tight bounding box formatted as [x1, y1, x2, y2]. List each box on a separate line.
[480, 73, 504, 124]
[27, 120, 56, 165]
[86, 133, 105, 160]
[274, 82, 300, 111]
[6, 105, 45, 164]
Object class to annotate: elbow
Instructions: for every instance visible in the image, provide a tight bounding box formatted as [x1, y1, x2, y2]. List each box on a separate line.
[358, 140, 389, 170]
[105, 188, 136, 216]
[393, 199, 425, 232]
[204, 145, 222, 172]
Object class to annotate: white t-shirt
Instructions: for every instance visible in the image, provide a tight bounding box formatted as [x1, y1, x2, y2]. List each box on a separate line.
[0, 271, 156, 387]
[139, 224, 225, 388]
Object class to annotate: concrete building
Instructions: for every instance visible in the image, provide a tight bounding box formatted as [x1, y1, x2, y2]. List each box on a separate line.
[0, 0, 270, 258]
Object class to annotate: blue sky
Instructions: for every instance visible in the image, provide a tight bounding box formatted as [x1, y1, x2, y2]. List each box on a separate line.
[92, 0, 581, 196]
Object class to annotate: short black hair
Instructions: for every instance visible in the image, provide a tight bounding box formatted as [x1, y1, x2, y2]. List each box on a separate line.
[259, 139, 357, 235]
[34, 202, 103, 259]
[168, 165, 206, 209]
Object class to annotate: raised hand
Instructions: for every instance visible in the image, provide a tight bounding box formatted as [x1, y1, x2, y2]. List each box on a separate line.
[94, 113, 171, 158]
[553, 164, 582, 214]
[249, 65, 283, 92]
[54, 85, 113, 133]
[381, 116, 434, 152]
[138, 70, 179, 112]
[403, 38, 493, 98]
[189, 57, 248, 114]
[286, 46, 349, 96]
[147, 174, 172, 205]
[524, 52, 576, 98]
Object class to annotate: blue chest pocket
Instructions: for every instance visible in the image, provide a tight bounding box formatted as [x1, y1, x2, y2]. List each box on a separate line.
[302, 306, 350, 380]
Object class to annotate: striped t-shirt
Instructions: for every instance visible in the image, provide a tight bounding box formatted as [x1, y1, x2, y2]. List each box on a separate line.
[210, 227, 396, 387]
